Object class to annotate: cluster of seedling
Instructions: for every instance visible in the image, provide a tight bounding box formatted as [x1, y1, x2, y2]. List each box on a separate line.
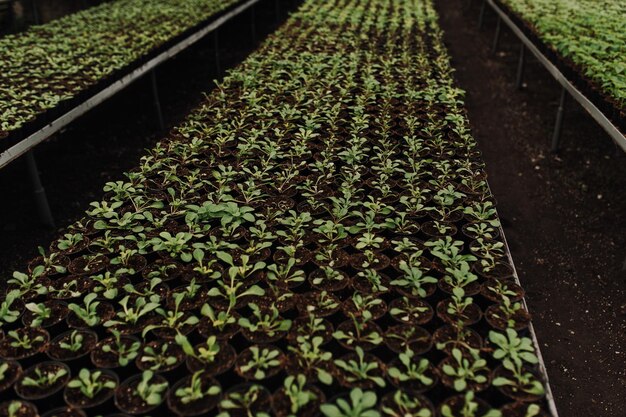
[0, 0, 551, 416]
[0, 0, 238, 140]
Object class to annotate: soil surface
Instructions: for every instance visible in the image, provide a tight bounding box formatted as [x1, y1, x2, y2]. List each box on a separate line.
[0, 0, 295, 271]
[436, 1, 626, 416]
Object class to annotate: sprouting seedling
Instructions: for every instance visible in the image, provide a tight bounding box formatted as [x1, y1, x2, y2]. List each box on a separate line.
[24, 302, 52, 327]
[238, 303, 292, 337]
[489, 329, 538, 367]
[388, 349, 434, 387]
[100, 329, 141, 366]
[287, 336, 333, 385]
[175, 370, 221, 404]
[59, 330, 85, 352]
[0, 363, 9, 382]
[380, 389, 432, 417]
[7, 330, 45, 350]
[21, 366, 67, 388]
[134, 370, 168, 406]
[238, 346, 283, 380]
[67, 368, 117, 399]
[334, 346, 386, 388]
[139, 343, 178, 371]
[440, 391, 501, 417]
[68, 293, 101, 327]
[320, 388, 380, 417]
[441, 348, 489, 392]
[0, 290, 22, 327]
[282, 374, 317, 414]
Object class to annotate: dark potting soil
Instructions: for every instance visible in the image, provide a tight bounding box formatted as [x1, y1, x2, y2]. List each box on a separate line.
[436, 1, 626, 416]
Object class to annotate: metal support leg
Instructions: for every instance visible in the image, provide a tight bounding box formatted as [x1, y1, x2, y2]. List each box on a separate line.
[150, 70, 165, 131]
[478, 0, 486, 29]
[492, 16, 502, 54]
[551, 88, 567, 152]
[25, 151, 55, 228]
[213, 30, 222, 77]
[515, 43, 526, 89]
[31, 0, 40, 24]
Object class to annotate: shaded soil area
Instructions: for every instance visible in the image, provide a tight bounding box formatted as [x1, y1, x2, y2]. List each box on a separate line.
[436, 1, 626, 416]
[0, 0, 297, 272]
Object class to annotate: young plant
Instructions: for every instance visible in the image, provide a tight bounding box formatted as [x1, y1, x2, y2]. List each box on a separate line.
[356, 269, 389, 293]
[388, 349, 434, 387]
[8, 269, 48, 297]
[238, 303, 292, 338]
[313, 220, 349, 244]
[7, 329, 45, 350]
[464, 201, 499, 226]
[217, 252, 266, 281]
[206, 273, 265, 312]
[104, 295, 160, 328]
[281, 374, 317, 415]
[101, 329, 141, 366]
[320, 388, 380, 417]
[200, 303, 237, 332]
[34, 247, 68, 274]
[446, 287, 474, 321]
[311, 266, 347, 287]
[176, 334, 220, 366]
[175, 370, 221, 404]
[490, 296, 528, 328]
[56, 232, 86, 252]
[68, 293, 101, 327]
[216, 384, 270, 417]
[440, 391, 501, 417]
[333, 311, 383, 348]
[442, 348, 490, 392]
[21, 366, 68, 388]
[345, 293, 384, 318]
[389, 296, 430, 323]
[0, 291, 22, 328]
[443, 263, 478, 290]
[334, 346, 386, 388]
[492, 358, 545, 397]
[238, 346, 283, 380]
[91, 271, 123, 300]
[489, 329, 538, 367]
[287, 336, 334, 385]
[67, 368, 117, 399]
[142, 292, 199, 337]
[189, 248, 222, 280]
[390, 262, 437, 298]
[266, 258, 305, 287]
[380, 390, 432, 417]
[149, 232, 194, 261]
[134, 370, 168, 406]
[59, 331, 84, 352]
[139, 343, 179, 371]
[0, 363, 9, 382]
[24, 302, 52, 327]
